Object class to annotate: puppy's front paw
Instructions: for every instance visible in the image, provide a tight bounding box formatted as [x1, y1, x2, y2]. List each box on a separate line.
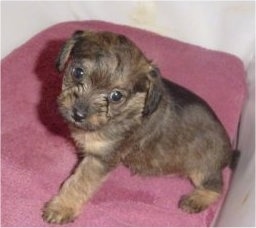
[42, 198, 79, 224]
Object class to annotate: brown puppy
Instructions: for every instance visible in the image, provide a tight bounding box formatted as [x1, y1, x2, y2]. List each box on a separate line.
[42, 30, 234, 224]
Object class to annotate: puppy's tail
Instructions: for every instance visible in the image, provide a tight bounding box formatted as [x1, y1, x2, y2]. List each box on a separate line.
[229, 149, 241, 170]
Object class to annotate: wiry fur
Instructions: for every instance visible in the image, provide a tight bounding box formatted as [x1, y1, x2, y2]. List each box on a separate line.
[42, 30, 234, 224]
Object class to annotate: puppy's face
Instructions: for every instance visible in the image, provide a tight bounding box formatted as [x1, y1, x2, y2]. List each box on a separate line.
[56, 31, 162, 131]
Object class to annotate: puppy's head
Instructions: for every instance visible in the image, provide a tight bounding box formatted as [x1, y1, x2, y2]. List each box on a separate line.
[56, 30, 163, 131]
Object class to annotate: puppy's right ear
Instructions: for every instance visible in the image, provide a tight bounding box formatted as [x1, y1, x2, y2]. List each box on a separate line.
[143, 67, 163, 116]
[56, 30, 84, 72]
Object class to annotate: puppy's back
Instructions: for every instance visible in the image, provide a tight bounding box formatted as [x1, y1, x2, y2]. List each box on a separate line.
[161, 78, 232, 169]
[162, 78, 218, 121]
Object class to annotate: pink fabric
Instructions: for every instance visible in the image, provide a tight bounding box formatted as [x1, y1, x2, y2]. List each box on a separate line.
[1, 21, 246, 226]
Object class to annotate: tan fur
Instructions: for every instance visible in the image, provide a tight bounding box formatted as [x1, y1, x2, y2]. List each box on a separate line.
[42, 156, 107, 224]
[71, 127, 114, 155]
[190, 170, 205, 187]
[179, 189, 220, 213]
[42, 31, 233, 224]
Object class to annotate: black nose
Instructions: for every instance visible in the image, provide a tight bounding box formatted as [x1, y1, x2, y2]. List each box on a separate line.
[72, 107, 86, 122]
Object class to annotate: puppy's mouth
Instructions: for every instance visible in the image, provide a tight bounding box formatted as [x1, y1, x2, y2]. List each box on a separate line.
[58, 107, 99, 132]
[73, 121, 98, 132]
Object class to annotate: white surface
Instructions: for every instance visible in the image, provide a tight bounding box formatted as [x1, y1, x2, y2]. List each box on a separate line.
[216, 57, 255, 227]
[1, 1, 255, 66]
[1, 1, 255, 226]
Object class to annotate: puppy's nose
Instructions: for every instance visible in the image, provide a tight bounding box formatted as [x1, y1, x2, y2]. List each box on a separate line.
[72, 107, 86, 122]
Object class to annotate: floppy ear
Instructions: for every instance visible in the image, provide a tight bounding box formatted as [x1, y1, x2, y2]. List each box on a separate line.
[56, 30, 84, 72]
[142, 67, 163, 116]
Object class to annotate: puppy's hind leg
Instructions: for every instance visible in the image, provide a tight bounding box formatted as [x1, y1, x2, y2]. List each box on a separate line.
[179, 170, 222, 213]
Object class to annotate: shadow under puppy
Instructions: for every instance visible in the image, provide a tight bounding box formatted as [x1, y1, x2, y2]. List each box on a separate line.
[42, 30, 236, 224]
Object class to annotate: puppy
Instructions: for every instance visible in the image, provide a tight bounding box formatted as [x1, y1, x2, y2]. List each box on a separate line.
[42, 30, 236, 224]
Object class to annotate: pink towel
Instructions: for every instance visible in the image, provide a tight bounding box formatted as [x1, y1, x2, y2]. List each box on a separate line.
[1, 21, 246, 226]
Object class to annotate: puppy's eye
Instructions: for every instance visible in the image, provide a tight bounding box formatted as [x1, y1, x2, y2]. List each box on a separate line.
[72, 67, 85, 80]
[109, 90, 123, 102]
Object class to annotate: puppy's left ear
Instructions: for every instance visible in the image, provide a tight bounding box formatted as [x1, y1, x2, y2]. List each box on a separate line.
[143, 67, 163, 116]
[56, 30, 84, 72]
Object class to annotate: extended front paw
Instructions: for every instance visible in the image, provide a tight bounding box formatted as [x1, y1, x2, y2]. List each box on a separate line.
[42, 198, 79, 224]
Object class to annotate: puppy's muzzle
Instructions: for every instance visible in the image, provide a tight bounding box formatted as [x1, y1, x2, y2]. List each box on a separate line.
[72, 108, 86, 122]
[72, 103, 88, 122]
